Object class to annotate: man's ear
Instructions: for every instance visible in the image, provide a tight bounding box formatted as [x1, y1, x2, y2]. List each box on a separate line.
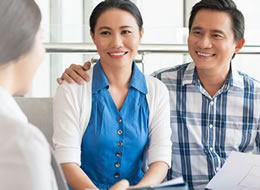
[139, 27, 144, 40]
[235, 38, 245, 53]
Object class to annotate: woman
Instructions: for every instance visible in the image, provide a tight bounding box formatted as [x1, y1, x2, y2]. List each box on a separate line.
[0, 0, 64, 189]
[53, 0, 172, 189]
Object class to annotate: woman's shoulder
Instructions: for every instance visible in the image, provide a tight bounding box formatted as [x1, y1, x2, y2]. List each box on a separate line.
[56, 67, 94, 97]
[144, 74, 168, 94]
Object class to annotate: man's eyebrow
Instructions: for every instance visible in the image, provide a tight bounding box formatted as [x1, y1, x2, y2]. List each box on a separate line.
[191, 26, 202, 30]
[211, 29, 225, 35]
[191, 26, 225, 34]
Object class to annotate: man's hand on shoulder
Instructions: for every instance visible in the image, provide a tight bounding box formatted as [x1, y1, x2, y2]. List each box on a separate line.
[57, 61, 91, 85]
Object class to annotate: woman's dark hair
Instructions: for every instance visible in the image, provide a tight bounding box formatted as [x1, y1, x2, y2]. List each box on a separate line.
[188, 0, 245, 42]
[89, 0, 143, 33]
[0, 0, 41, 64]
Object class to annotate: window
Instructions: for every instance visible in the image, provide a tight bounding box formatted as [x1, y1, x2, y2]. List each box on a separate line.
[31, 0, 260, 97]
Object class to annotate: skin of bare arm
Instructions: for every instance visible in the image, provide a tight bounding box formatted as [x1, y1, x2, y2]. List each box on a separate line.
[62, 163, 130, 190]
[61, 163, 98, 190]
[128, 161, 168, 189]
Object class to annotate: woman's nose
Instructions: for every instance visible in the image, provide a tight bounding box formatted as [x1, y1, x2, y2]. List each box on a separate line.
[111, 33, 123, 48]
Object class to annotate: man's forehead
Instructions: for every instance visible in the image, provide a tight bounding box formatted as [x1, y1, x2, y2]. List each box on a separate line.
[191, 9, 233, 32]
[194, 9, 231, 19]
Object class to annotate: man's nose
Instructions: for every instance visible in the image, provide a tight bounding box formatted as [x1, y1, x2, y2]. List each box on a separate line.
[197, 35, 212, 49]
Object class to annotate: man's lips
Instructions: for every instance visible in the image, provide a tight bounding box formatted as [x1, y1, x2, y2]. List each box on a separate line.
[196, 51, 216, 57]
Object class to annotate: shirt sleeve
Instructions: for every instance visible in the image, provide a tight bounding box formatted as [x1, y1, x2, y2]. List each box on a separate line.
[256, 121, 260, 153]
[0, 122, 57, 190]
[145, 76, 172, 168]
[53, 82, 84, 165]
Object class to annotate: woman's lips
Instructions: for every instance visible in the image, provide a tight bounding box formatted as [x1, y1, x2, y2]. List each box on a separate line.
[108, 51, 128, 58]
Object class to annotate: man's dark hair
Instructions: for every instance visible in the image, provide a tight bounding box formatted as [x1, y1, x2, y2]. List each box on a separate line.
[188, 0, 245, 42]
[89, 0, 143, 33]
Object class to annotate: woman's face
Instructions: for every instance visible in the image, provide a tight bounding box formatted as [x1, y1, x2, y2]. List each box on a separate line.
[16, 28, 45, 95]
[91, 8, 143, 69]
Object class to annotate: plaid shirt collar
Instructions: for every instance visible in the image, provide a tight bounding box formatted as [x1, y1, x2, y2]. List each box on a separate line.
[182, 61, 245, 89]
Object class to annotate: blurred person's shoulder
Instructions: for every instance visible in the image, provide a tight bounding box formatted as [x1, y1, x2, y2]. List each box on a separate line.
[0, 114, 50, 157]
[0, 115, 54, 189]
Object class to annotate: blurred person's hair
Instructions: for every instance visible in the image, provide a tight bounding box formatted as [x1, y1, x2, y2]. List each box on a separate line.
[0, 0, 41, 64]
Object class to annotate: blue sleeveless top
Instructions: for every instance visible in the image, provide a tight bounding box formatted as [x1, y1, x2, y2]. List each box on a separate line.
[80, 61, 149, 189]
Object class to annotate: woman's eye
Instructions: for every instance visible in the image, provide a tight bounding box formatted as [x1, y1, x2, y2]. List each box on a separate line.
[100, 31, 110, 35]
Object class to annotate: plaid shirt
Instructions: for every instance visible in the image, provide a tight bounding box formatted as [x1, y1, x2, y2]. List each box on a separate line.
[153, 62, 260, 190]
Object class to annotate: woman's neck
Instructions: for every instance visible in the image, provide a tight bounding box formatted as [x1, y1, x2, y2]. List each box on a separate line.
[100, 60, 133, 111]
[100, 61, 133, 88]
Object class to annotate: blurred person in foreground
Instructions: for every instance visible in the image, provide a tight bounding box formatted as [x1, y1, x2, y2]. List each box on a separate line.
[0, 0, 129, 190]
[0, 0, 62, 189]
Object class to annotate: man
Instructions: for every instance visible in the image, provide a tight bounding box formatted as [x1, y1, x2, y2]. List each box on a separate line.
[58, 0, 260, 189]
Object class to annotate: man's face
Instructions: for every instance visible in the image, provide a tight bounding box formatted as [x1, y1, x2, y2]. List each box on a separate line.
[188, 9, 244, 75]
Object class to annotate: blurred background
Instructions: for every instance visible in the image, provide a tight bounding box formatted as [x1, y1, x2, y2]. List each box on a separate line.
[32, 0, 260, 97]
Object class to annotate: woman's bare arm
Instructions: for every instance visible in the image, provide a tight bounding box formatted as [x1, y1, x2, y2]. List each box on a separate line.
[61, 163, 97, 190]
[129, 161, 168, 189]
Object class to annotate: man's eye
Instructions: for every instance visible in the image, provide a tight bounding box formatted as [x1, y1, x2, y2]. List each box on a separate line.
[193, 31, 201, 35]
[122, 30, 131, 34]
[213, 34, 223, 39]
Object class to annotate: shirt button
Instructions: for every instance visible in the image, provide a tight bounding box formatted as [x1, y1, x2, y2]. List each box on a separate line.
[117, 117, 122, 123]
[210, 101, 214, 106]
[216, 167, 220, 172]
[117, 129, 123, 135]
[118, 141, 123, 147]
[114, 173, 120, 178]
[210, 147, 213, 152]
[114, 162, 121, 168]
[209, 124, 213, 128]
[116, 152, 122, 157]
